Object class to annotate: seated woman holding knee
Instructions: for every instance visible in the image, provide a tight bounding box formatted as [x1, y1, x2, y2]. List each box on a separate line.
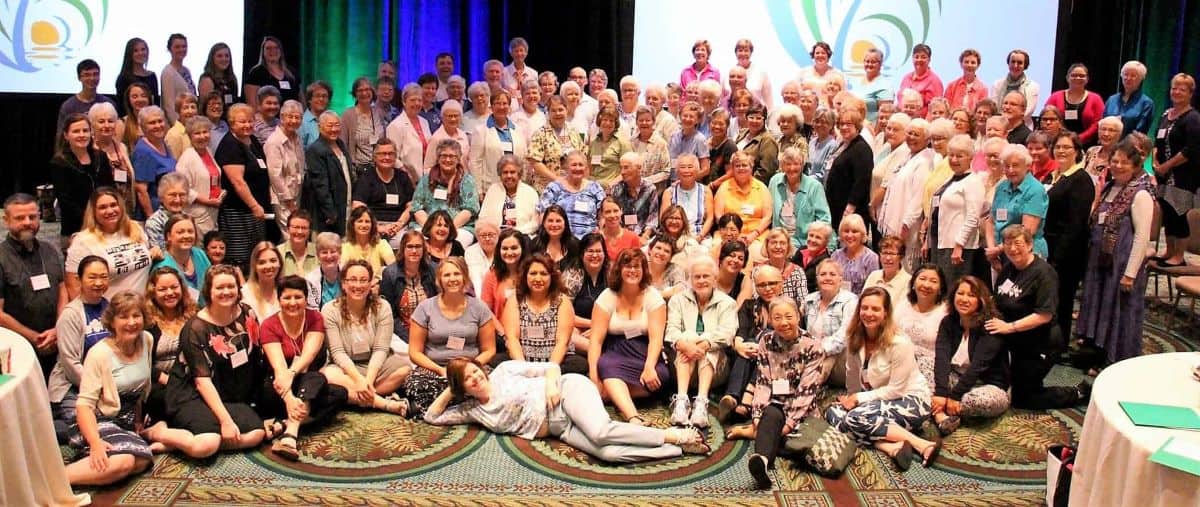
[50, 256, 113, 435]
[666, 255, 736, 429]
[499, 254, 587, 374]
[65, 292, 155, 486]
[165, 265, 269, 453]
[932, 276, 1011, 436]
[426, 358, 710, 462]
[259, 275, 349, 460]
[588, 249, 669, 425]
[404, 257, 497, 418]
[320, 260, 409, 415]
[742, 296, 825, 490]
[825, 286, 939, 471]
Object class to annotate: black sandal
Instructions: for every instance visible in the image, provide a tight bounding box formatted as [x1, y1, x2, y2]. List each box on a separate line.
[263, 419, 284, 439]
[920, 440, 941, 468]
[893, 442, 914, 471]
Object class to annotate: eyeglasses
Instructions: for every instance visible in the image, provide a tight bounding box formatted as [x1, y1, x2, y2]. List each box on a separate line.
[477, 233, 498, 240]
[756, 280, 783, 287]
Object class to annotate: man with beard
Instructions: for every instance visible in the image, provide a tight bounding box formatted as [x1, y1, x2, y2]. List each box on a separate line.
[0, 193, 67, 379]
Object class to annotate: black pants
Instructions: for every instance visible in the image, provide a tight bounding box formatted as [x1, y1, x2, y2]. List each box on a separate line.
[754, 404, 786, 466]
[258, 372, 348, 429]
[1010, 331, 1079, 410]
[1053, 259, 1085, 347]
[723, 353, 758, 402]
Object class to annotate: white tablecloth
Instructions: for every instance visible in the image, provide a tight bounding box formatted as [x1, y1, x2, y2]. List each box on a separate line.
[1069, 352, 1200, 507]
[0, 328, 90, 506]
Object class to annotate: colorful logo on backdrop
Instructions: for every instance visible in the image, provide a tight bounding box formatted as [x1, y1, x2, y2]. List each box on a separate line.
[766, 0, 941, 79]
[0, 0, 109, 73]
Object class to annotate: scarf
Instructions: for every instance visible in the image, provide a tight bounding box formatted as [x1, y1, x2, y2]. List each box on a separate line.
[427, 163, 462, 207]
[1091, 172, 1152, 266]
[1003, 73, 1026, 95]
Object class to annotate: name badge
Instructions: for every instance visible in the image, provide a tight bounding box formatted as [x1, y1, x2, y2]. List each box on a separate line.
[623, 214, 638, 225]
[525, 326, 544, 339]
[230, 349, 249, 368]
[503, 208, 517, 219]
[224, 93, 234, 104]
[573, 200, 592, 213]
[591, 155, 602, 165]
[996, 208, 1009, 222]
[499, 141, 514, 153]
[740, 204, 755, 216]
[256, 158, 267, 169]
[30, 274, 51, 291]
[624, 328, 643, 339]
[504, 288, 515, 300]
[433, 188, 449, 200]
[113, 170, 128, 183]
[447, 335, 466, 350]
[386, 193, 400, 205]
[1043, 183, 1053, 192]
[1097, 211, 1107, 225]
[771, 378, 791, 395]
[278, 80, 291, 90]
[931, 196, 940, 209]
[781, 208, 794, 219]
[736, 139, 750, 151]
[1157, 128, 1167, 139]
[1064, 109, 1079, 121]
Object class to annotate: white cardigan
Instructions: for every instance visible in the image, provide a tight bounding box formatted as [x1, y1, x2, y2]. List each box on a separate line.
[934, 172, 988, 249]
[846, 334, 931, 404]
[175, 147, 220, 234]
[385, 113, 432, 175]
[469, 123, 527, 195]
[478, 182, 540, 236]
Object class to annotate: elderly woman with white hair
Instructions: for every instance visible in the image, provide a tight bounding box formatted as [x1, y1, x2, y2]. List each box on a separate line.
[770, 146, 830, 249]
[560, 80, 595, 136]
[479, 154, 540, 235]
[928, 135, 987, 285]
[264, 99, 305, 231]
[806, 107, 839, 183]
[919, 118, 961, 241]
[1104, 60, 1154, 136]
[175, 116, 223, 234]
[696, 80, 723, 136]
[630, 105, 672, 185]
[774, 103, 808, 158]
[985, 144, 1048, 260]
[386, 83, 434, 177]
[804, 258, 858, 384]
[511, 78, 547, 141]
[462, 81, 492, 134]
[131, 105, 177, 220]
[1083, 116, 1124, 196]
[527, 95, 587, 191]
[869, 113, 912, 224]
[423, 99, 471, 169]
[143, 172, 192, 250]
[666, 254, 736, 428]
[442, 75, 467, 109]
[878, 118, 934, 271]
[644, 84, 680, 140]
[88, 102, 138, 216]
[617, 75, 641, 130]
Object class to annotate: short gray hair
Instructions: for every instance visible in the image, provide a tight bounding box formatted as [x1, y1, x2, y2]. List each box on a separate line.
[888, 112, 912, 129]
[947, 134, 975, 154]
[87, 101, 118, 123]
[686, 254, 718, 278]
[1098, 115, 1124, 131]
[315, 231, 342, 251]
[318, 110, 340, 124]
[448, 75, 466, 87]
[929, 118, 956, 139]
[807, 220, 833, 241]
[184, 115, 213, 135]
[157, 172, 189, 199]
[1120, 60, 1147, 81]
[401, 82, 422, 101]
[467, 81, 491, 100]
[1000, 143, 1033, 166]
[619, 151, 643, 167]
[496, 154, 523, 176]
[776, 103, 804, 125]
[440, 99, 463, 115]
[779, 146, 807, 165]
[698, 79, 722, 98]
[280, 99, 303, 116]
[559, 80, 581, 96]
[137, 105, 166, 126]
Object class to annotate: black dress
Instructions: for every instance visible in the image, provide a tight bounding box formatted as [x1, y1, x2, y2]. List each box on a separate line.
[215, 132, 271, 268]
[1043, 169, 1095, 343]
[165, 304, 266, 435]
[50, 147, 114, 237]
[246, 65, 300, 103]
[824, 134, 873, 229]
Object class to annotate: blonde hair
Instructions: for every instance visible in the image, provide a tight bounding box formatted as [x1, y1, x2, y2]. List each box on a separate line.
[81, 188, 145, 243]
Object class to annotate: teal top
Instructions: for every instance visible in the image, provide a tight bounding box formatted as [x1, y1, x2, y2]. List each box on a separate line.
[768, 172, 835, 250]
[411, 172, 481, 234]
[152, 247, 212, 304]
[853, 76, 895, 123]
[990, 173, 1049, 257]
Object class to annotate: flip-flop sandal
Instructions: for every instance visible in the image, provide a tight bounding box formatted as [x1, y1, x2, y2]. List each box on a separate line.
[893, 442, 914, 471]
[263, 419, 284, 439]
[921, 441, 941, 468]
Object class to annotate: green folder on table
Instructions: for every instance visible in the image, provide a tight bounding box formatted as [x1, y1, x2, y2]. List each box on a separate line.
[1119, 401, 1200, 430]
[1149, 437, 1200, 476]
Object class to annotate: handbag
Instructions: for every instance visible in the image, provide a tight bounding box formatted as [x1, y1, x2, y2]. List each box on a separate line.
[1046, 444, 1076, 507]
[782, 416, 857, 476]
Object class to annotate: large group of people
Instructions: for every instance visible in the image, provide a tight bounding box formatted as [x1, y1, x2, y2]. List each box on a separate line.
[11, 31, 1195, 491]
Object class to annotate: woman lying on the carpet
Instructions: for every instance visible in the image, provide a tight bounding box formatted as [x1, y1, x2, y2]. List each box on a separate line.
[825, 286, 940, 471]
[426, 358, 711, 462]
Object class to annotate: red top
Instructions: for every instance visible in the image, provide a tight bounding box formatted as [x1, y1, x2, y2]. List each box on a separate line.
[258, 309, 325, 360]
[1044, 90, 1106, 145]
[944, 76, 990, 111]
[604, 229, 642, 262]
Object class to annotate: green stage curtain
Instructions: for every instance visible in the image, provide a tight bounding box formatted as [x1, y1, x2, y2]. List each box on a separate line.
[300, 1, 384, 111]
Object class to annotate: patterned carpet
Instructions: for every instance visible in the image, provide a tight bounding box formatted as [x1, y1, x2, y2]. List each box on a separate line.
[80, 309, 1197, 507]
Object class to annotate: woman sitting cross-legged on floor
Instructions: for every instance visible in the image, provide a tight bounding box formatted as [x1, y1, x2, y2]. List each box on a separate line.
[256, 275, 349, 460]
[733, 296, 825, 490]
[426, 358, 711, 462]
[931, 276, 1011, 436]
[825, 286, 940, 471]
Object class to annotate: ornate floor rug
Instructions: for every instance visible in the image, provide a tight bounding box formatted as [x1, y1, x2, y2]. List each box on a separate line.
[80, 313, 1196, 506]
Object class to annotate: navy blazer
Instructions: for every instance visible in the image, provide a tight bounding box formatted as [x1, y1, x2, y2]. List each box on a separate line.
[304, 139, 352, 234]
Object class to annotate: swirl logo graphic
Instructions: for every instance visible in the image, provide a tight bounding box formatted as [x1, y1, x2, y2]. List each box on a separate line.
[766, 0, 941, 79]
[0, 0, 108, 73]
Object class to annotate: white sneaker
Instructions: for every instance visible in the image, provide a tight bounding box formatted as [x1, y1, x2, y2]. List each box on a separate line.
[670, 394, 691, 426]
[690, 396, 710, 428]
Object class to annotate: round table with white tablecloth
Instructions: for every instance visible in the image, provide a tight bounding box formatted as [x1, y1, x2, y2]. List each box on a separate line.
[0, 328, 90, 506]
[1069, 352, 1200, 507]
